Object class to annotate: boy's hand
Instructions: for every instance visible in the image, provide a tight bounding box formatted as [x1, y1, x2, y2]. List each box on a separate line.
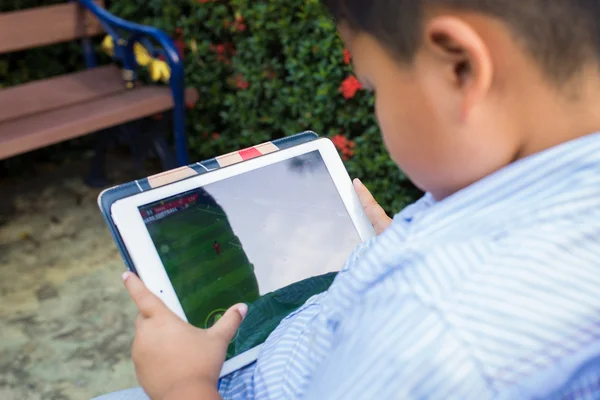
[353, 178, 392, 235]
[122, 272, 247, 400]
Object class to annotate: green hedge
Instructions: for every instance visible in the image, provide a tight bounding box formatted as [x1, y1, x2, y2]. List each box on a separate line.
[110, 0, 421, 212]
[2, 0, 421, 213]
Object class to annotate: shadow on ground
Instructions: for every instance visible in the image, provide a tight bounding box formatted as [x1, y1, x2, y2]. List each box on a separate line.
[0, 156, 159, 399]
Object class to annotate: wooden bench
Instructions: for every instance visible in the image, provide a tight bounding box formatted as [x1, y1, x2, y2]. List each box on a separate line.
[0, 1, 198, 168]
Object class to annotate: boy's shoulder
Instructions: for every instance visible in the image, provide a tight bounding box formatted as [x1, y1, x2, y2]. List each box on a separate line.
[330, 201, 600, 397]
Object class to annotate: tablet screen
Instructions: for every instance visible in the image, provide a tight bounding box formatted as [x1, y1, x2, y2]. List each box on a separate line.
[138, 150, 361, 359]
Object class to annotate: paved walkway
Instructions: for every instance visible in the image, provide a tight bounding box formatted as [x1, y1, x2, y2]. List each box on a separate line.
[0, 158, 147, 399]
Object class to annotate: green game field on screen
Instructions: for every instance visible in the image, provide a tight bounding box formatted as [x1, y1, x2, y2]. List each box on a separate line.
[147, 203, 260, 328]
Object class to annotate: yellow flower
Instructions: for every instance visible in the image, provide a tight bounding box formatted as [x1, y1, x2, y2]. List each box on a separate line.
[134, 43, 153, 67]
[148, 60, 171, 83]
[101, 35, 114, 57]
[101, 35, 171, 84]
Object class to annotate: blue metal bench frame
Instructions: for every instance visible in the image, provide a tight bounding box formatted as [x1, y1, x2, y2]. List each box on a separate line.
[78, 0, 189, 166]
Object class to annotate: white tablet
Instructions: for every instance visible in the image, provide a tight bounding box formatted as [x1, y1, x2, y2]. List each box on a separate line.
[110, 138, 375, 376]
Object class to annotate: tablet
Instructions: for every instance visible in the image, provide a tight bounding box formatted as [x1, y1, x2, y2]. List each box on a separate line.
[110, 138, 375, 376]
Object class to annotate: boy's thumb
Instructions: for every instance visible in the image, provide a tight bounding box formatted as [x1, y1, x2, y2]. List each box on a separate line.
[209, 303, 248, 342]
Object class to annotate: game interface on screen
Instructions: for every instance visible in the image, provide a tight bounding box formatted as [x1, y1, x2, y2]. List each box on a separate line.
[138, 151, 362, 359]
[140, 189, 260, 330]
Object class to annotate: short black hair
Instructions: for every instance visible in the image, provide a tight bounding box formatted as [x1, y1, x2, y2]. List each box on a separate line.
[323, 0, 600, 82]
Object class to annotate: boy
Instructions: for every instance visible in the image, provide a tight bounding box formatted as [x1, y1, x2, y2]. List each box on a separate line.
[99, 1, 600, 399]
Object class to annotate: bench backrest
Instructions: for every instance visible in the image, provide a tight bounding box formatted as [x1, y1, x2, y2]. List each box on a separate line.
[0, 1, 104, 55]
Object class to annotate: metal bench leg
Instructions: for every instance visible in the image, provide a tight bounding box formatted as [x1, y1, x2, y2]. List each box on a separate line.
[85, 129, 111, 188]
[170, 65, 189, 166]
[152, 135, 177, 171]
[148, 113, 177, 171]
[121, 121, 147, 173]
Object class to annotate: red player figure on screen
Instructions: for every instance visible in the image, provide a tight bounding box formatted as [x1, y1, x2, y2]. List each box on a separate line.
[213, 241, 222, 256]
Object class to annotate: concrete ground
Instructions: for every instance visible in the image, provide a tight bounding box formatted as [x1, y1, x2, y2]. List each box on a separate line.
[0, 156, 156, 399]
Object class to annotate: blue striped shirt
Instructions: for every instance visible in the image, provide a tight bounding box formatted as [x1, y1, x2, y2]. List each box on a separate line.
[218, 133, 600, 399]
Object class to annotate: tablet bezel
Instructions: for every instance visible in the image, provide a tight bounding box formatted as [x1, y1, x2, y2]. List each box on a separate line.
[110, 137, 375, 375]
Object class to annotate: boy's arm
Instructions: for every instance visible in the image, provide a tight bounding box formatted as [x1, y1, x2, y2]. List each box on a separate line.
[163, 378, 221, 400]
[304, 293, 493, 399]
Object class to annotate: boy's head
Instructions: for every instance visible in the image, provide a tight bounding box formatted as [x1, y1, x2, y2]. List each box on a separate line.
[324, 1, 600, 199]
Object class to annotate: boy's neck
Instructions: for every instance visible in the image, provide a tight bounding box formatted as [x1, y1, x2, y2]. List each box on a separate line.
[514, 65, 600, 161]
[433, 66, 600, 201]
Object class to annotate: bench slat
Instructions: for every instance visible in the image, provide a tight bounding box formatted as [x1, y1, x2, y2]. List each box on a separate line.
[0, 87, 199, 160]
[0, 1, 104, 54]
[0, 65, 124, 123]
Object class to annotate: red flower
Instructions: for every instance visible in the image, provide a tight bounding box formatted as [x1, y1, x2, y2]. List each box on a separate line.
[331, 134, 356, 160]
[212, 132, 220, 140]
[235, 74, 250, 90]
[232, 15, 247, 31]
[339, 75, 363, 99]
[202, 131, 209, 138]
[174, 38, 186, 60]
[210, 43, 236, 64]
[331, 134, 347, 150]
[343, 48, 352, 65]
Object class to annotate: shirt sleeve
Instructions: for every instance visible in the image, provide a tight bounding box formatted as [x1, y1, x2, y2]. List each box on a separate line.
[302, 291, 493, 399]
[218, 361, 258, 400]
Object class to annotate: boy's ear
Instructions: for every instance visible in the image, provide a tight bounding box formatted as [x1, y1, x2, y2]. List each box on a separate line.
[422, 16, 493, 121]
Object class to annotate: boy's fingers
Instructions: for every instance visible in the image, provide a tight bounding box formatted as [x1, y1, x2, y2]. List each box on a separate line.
[353, 178, 392, 234]
[208, 304, 248, 343]
[135, 314, 144, 330]
[123, 272, 166, 318]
